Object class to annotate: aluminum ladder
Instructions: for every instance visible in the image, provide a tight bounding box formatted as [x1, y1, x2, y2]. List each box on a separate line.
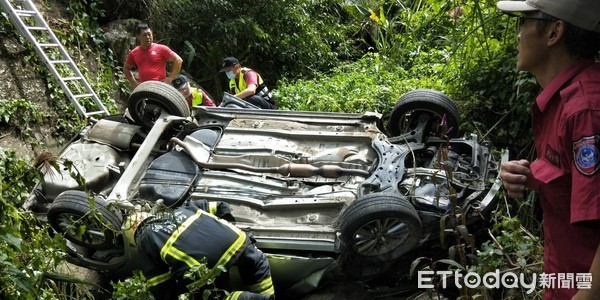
[0, 0, 109, 119]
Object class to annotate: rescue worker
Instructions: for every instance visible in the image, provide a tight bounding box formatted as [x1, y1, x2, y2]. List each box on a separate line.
[135, 199, 275, 300]
[496, 0, 600, 298]
[172, 74, 216, 108]
[219, 57, 275, 109]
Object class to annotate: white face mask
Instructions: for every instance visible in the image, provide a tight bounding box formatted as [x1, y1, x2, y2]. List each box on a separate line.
[226, 70, 236, 80]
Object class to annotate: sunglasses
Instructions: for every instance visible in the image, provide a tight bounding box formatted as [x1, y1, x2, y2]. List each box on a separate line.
[505, 12, 551, 31]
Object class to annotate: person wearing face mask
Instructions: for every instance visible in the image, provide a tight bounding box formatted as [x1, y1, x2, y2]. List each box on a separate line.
[219, 57, 275, 109]
[124, 23, 183, 89]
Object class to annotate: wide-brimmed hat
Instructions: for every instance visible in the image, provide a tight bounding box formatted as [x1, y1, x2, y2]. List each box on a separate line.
[497, 0, 600, 32]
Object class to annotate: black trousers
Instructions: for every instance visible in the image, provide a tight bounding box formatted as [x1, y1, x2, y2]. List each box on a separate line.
[245, 95, 275, 109]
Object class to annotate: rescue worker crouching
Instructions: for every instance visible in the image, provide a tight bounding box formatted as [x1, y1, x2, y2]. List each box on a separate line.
[135, 199, 275, 300]
[172, 74, 216, 109]
[219, 57, 276, 109]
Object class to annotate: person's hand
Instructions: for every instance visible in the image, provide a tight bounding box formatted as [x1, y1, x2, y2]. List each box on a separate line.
[162, 77, 173, 85]
[500, 159, 531, 199]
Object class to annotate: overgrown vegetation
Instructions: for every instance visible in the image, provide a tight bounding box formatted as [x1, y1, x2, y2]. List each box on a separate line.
[0, 98, 43, 140]
[0, 0, 544, 298]
[0, 0, 127, 298]
[0, 149, 98, 299]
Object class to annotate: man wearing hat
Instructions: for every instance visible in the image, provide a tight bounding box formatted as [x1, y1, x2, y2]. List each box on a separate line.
[496, 0, 600, 299]
[172, 74, 216, 108]
[220, 57, 275, 109]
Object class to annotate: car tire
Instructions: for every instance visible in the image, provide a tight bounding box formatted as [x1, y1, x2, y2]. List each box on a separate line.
[338, 193, 422, 266]
[388, 89, 461, 138]
[127, 81, 190, 128]
[48, 190, 123, 250]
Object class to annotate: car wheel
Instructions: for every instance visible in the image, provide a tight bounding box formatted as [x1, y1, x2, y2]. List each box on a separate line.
[127, 81, 190, 128]
[388, 89, 461, 139]
[338, 193, 422, 264]
[48, 190, 123, 250]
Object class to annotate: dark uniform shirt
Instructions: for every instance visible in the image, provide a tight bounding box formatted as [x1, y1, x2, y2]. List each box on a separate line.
[137, 200, 248, 299]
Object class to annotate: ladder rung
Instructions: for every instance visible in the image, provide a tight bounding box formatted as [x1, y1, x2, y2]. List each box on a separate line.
[15, 9, 36, 17]
[85, 111, 108, 117]
[73, 94, 94, 99]
[25, 26, 48, 31]
[62, 76, 82, 81]
[3, 0, 108, 120]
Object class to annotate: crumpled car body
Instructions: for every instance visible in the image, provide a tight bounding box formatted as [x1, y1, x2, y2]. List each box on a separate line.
[25, 81, 506, 298]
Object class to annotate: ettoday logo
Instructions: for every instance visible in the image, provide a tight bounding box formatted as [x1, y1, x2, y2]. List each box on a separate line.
[418, 270, 592, 294]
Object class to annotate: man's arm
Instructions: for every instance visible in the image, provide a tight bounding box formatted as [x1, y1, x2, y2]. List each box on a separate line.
[234, 71, 258, 99]
[201, 90, 216, 107]
[188, 199, 235, 222]
[235, 83, 257, 99]
[137, 229, 178, 299]
[164, 52, 183, 84]
[123, 62, 138, 89]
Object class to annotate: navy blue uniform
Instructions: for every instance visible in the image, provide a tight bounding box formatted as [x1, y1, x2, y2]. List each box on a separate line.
[136, 200, 274, 299]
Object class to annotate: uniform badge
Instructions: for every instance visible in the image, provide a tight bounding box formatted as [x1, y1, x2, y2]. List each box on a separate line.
[573, 135, 600, 176]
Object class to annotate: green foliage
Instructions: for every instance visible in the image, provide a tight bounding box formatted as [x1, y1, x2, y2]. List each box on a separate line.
[473, 215, 544, 298]
[130, 0, 360, 97]
[111, 270, 154, 300]
[1, 0, 545, 298]
[477, 216, 542, 271]
[276, 0, 538, 149]
[0, 148, 95, 299]
[0, 148, 38, 205]
[0, 99, 42, 139]
[275, 52, 445, 120]
[185, 259, 228, 299]
[62, 0, 125, 113]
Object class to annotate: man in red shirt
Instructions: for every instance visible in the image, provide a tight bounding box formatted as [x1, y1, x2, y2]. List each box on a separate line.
[497, 0, 600, 299]
[123, 23, 183, 89]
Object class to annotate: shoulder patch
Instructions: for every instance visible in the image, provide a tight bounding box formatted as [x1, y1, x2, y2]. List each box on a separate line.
[573, 135, 600, 176]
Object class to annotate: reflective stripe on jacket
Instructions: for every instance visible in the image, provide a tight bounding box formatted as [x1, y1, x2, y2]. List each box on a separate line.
[138, 200, 245, 294]
[228, 68, 272, 102]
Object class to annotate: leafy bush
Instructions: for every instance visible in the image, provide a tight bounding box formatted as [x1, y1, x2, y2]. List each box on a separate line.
[1, 0, 544, 298]
[102, 0, 361, 99]
[0, 148, 96, 299]
[0, 99, 42, 139]
[111, 270, 153, 300]
[473, 215, 544, 298]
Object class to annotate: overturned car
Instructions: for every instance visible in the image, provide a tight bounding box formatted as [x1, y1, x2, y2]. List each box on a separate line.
[25, 81, 506, 298]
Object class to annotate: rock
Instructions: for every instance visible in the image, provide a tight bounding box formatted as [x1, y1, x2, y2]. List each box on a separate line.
[102, 18, 140, 66]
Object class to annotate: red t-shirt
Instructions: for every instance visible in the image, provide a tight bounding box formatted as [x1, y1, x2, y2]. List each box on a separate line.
[125, 43, 175, 82]
[529, 60, 600, 299]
